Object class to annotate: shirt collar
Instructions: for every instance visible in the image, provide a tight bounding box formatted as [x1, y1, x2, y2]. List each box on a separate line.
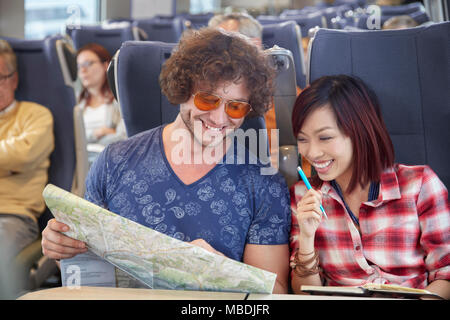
[319, 166, 401, 207]
[376, 166, 401, 203]
[0, 99, 17, 116]
[320, 181, 342, 205]
[320, 181, 332, 195]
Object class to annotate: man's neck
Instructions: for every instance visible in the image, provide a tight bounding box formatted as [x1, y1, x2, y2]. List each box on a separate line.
[162, 120, 229, 185]
[163, 116, 232, 167]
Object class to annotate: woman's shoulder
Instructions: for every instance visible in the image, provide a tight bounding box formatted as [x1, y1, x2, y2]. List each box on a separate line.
[107, 99, 120, 109]
[393, 163, 438, 181]
[390, 163, 446, 196]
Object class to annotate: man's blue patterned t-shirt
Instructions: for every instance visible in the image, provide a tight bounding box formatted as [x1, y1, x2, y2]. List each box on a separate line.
[85, 126, 291, 261]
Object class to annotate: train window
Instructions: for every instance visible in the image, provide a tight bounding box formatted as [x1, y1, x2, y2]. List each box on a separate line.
[424, 0, 450, 21]
[25, 0, 100, 39]
[189, 0, 220, 14]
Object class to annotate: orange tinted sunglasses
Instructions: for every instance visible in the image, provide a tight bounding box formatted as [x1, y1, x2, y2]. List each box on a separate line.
[192, 91, 252, 119]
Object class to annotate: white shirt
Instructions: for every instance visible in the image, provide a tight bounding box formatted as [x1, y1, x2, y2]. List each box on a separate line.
[83, 103, 112, 138]
[78, 99, 126, 144]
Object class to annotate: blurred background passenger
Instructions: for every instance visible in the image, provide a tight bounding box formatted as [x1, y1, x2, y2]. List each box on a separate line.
[382, 15, 419, 29]
[208, 12, 263, 48]
[76, 43, 126, 153]
[0, 39, 54, 296]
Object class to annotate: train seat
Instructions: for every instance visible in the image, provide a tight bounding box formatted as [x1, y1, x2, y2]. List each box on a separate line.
[257, 12, 325, 38]
[262, 21, 307, 89]
[307, 22, 450, 191]
[132, 17, 186, 43]
[69, 25, 140, 56]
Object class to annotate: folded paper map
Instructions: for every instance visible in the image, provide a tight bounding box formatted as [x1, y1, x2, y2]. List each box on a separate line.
[43, 184, 276, 293]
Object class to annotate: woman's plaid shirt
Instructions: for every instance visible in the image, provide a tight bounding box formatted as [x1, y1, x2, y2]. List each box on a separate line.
[290, 164, 450, 288]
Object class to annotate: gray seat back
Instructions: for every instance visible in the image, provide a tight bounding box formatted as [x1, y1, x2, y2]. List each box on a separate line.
[262, 21, 306, 89]
[308, 22, 450, 190]
[267, 47, 299, 187]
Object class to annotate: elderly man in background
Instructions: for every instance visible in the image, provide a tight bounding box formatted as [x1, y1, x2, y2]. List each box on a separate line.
[0, 40, 54, 275]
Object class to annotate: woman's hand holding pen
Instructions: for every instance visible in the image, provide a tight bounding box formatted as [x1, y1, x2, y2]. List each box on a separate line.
[291, 189, 323, 286]
[296, 189, 324, 243]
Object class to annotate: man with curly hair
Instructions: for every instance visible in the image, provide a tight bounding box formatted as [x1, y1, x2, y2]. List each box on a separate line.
[41, 28, 291, 293]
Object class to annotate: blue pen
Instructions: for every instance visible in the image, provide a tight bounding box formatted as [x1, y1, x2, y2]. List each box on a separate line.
[297, 166, 328, 219]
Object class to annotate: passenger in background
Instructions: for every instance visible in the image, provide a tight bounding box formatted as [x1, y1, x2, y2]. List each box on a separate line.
[76, 43, 126, 151]
[208, 13, 310, 174]
[382, 15, 419, 29]
[289, 75, 450, 299]
[42, 28, 291, 293]
[0, 40, 54, 281]
[208, 12, 263, 48]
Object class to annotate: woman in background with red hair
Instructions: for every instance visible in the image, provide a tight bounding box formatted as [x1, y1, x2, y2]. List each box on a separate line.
[76, 43, 125, 148]
[289, 75, 449, 298]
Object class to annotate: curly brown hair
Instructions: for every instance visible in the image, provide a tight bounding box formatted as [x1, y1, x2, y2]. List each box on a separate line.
[159, 27, 275, 116]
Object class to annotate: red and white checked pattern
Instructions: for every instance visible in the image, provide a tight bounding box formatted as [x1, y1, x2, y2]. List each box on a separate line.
[290, 164, 450, 288]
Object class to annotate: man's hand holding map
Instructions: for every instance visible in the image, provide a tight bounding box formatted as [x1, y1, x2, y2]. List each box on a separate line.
[43, 184, 276, 293]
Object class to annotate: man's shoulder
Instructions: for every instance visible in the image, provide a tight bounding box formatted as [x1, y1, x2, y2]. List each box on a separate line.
[102, 126, 162, 160]
[17, 100, 53, 117]
[15, 101, 53, 126]
[17, 100, 49, 111]
[225, 140, 279, 178]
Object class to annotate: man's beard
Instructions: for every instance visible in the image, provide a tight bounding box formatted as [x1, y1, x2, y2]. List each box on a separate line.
[180, 114, 229, 149]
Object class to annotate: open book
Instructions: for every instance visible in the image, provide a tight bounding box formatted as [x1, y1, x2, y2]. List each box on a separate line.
[301, 283, 444, 299]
